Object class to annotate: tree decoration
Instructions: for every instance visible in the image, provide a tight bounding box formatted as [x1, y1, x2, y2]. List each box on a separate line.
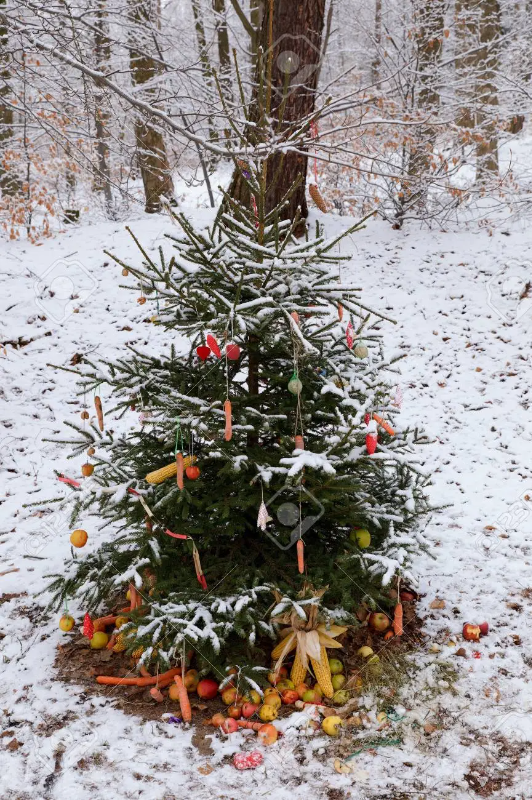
[81, 463, 94, 477]
[145, 456, 197, 484]
[373, 413, 395, 437]
[296, 539, 305, 574]
[346, 321, 354, 349]
[196, 346, 211, 361]
[338, 304, 343, 321]
[294, 435, 304, 450]
[271, 590, 347, 699]
[186, 465, 200, 480]
[226, 343, 241, 360]
[83, 613, 94, 639]
[175, 419, 184, 490]
[288, 372, 303, 395]
[365, 418, 378, 455]
[224, 399, 232, 441]
[309, 183, 328, 213]
[206, 334, 221, 357]
[354, 342, 368, 358]
[94, 394, 104, 431]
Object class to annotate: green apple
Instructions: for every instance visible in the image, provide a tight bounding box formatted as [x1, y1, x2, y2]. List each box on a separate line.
[350, 528, 371, 548]
[328, 658, 344, 675]
[332, 674, 346, 690]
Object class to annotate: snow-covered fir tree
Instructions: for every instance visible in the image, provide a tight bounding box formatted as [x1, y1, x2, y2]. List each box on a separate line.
[46, 158, 431, 674]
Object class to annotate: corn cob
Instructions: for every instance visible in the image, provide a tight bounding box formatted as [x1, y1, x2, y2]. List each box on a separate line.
[113, 632, 127, 653]
[309, 183, 328, 213]
[271, 634, 296, 661]
[145, 456, 197, 484]
[310, 646, 334, 698]
[290, 650, 307, 686]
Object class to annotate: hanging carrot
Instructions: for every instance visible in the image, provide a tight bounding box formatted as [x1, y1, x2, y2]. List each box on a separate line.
[173, 675, 192, 722]
[176, 452, 184, 489]
[224, 399, 232, 441]
[294, 435, 304, 450]
[338, 304, 343, 321]
[94, 395, 104, 431]
[373, 413, 395, 437]
[150, 687, 164, 702]
[297, 539, 305, 574]
[393, 603, 403, 636]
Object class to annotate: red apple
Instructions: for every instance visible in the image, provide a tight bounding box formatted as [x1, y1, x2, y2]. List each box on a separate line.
[368, 612, 391, 632]
[196, 679, 218, 700]
[462, 623, 481, 642]
[210, 712, 226, 727]
[479, 622, 489, 636]
[241, 702, 259, 718]
[227, 703, 243, 719]
[281, 689, 299, 705]
[295, 683, 309, 699]
[400, 590, 417, 602]
[257, 723, 278, 745]
[221, 718, 238, 734]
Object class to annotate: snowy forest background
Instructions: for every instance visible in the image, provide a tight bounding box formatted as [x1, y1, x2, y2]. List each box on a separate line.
[0, 0, 531, 240]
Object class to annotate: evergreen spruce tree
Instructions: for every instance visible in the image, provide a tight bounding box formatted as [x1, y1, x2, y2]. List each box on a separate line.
[46, 163, 430, 675]
[45, 47, 431, 677]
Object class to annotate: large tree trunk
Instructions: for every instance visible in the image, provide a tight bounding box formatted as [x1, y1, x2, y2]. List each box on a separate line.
[0, 0, 19, 196]
[213, 0, 232, 99]
[475, 0, 500, 180]
[128, 0, 174, 213]
[93, 0, 113, 214]
[455, 0, 479, 129]
[229, 0, 326, 225]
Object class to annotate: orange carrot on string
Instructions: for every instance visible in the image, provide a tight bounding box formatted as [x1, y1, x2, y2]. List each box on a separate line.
[224, 399, 232, 441]
[176, 452, 184, 489]
[338, 304, 343, 321]
[297, 539, 305, 574]
[373, 413, 395, 437]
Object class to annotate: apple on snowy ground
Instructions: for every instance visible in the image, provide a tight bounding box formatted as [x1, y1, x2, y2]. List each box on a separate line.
[332, 690, 350, 706]
[257, 723, 278, 745]
[368, 612, 391, 632]
[227, 704, 243, 719]
[259, 704, 278, 722]
[210, 713, 226, 727]
[222, 718, 239, 734]
[462, 623, 481, 642]
[302, 689, 321, 704]
[357, 646, 374, 658]
[479, 622, 489, 636]
[322, 716, 343, 736]
[263, 693, 281, 710]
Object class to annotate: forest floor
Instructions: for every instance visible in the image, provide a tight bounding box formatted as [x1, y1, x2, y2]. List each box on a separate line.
[1, 200, 532, 799]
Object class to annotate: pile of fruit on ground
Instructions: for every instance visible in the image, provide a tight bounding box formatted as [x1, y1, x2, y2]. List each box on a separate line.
[54, 588, 423, 752]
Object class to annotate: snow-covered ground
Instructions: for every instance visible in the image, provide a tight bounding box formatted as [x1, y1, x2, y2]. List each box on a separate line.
[2, 202, 532, 799]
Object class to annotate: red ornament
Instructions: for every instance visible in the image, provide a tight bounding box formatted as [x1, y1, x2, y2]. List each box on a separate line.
[206, 335, 221, 358]
[186, 465, 200, 480]
[346, 321, 354, 349]
[366, 432, 378, 454]
[364, 413, 370, 425]
[233, 751, 264, 770]
[83, 613, 94, 639]
[226, 343, 241, 360]
[196, 346, 211, 361]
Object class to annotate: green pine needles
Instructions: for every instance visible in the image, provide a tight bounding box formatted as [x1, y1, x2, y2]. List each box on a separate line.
[45, 163, 432, 674]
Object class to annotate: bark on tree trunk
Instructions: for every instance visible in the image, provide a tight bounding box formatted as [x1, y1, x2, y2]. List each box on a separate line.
[0, 0, 19, 196]
[455, 0, 478, 129]
[371, 0, 382, 85]
[475, 0, 500, 179]
[213, 0, 232, 99]
[128, 0, 174, 213]
[229, 0, 326, 226]
[93, 0, 113, 214]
